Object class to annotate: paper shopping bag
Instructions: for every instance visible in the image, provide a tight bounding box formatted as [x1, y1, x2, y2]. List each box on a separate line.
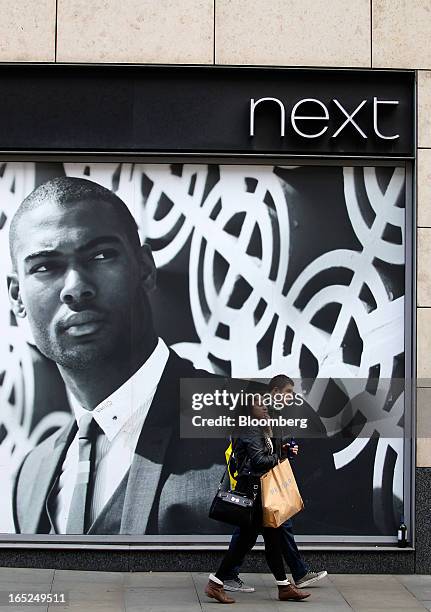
[260, 459, 304, 528]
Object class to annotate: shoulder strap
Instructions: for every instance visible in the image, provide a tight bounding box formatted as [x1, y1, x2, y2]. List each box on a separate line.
[218, 436, 249, 490]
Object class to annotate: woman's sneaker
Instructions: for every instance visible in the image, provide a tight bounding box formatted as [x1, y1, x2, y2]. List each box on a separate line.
[295, 570, 328, 588]
[223, 577, 255, 592]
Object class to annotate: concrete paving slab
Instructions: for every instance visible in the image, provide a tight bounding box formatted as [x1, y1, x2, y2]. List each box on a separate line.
[397, 575, 431, 600]
[0, 608, 48, 612]
[403, 588, 431, 602]
[399, 576, 431, 585]
[201, 603, 277, 612]
[125, 586, 200, 607]
[200, 587, 350, 610]
[52, 581, 124, 600]
[0, 581, 51, 592]
[274, 604, 353, 612]
[330, 577, 427, 611]
[124, 571, 195, 587]
[337, 590, 424, 603]
[50, 583, 125, 608]
[0, 584, 55, 591]
[49, 604, 123, 612]
[291, 584, 345, 602]
[128, 608, 200, 612]
[346, 609, 427, 612]
[0, 568, 54, 584]
[0, 569, 428, 611]
[0, 586, 56, 606]
[330, 574, 400, 585]
[336, 590, 426, 610]
[53, 569, 125, 584]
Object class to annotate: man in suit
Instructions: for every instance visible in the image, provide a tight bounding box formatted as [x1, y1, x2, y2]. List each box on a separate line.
[8, 176, 225, 535]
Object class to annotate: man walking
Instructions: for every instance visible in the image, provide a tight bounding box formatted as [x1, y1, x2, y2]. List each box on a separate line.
[221, 375, 327, 592]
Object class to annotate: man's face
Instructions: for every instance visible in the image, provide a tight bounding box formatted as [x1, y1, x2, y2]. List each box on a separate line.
[280, 384, 294, 404]
[9, 199, 154, 370]
[272, 384, 294, 409]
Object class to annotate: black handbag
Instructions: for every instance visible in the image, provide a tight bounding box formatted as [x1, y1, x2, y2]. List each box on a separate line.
[208, 442, 259, 527]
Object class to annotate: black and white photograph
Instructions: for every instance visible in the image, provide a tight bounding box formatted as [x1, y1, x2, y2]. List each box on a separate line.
[0, 161, 406, 538]
[1, 1, 431, 608]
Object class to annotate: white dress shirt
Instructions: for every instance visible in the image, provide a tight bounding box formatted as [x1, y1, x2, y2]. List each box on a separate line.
[54, 338, 169, 533]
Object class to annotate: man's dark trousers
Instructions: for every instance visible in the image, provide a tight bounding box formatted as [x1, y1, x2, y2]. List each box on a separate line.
[222, 519, 308, 582]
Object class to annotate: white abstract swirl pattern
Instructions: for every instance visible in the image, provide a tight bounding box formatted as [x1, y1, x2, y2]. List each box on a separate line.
[0, 162, 406, 535]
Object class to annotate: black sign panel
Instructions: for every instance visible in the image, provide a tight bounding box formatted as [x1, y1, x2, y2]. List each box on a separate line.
[0, 65, 414, 156]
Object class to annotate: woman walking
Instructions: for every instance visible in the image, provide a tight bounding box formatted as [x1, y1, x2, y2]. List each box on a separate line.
[205, 396, 311, 604]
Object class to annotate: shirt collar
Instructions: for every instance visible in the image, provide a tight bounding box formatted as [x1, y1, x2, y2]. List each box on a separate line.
[71, 338, 169, 442]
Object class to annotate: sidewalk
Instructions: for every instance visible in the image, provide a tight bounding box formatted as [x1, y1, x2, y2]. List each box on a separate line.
[0, 569, 430, 611]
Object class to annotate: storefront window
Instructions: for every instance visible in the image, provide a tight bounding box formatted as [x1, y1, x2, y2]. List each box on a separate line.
[0, 160, 410, 542]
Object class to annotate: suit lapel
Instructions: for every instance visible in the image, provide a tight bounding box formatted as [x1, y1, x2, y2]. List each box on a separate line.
[120, 425, 172, 534]
[23, 419, 76, 533]
[120, 351, 183, 535]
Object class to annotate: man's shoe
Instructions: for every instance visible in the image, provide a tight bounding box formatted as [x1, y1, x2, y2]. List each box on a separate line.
[278, 584, 311, 601]
[205, 579, 235, 604]
[295, 570, 328, 588]
[224, 577, 255, 593]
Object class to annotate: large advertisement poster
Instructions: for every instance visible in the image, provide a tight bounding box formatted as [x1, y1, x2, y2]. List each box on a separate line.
[0, 162, 406, 539]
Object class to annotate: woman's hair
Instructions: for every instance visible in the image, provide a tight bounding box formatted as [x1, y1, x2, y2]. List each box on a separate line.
[234, 380, 273, 437]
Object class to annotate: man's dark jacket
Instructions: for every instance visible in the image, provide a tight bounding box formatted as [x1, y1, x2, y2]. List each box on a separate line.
[13, 350, 227, 535]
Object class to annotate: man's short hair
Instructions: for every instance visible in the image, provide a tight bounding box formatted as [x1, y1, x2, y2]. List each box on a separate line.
[9, 176, 141, 269]
[268, 374, 294, 391]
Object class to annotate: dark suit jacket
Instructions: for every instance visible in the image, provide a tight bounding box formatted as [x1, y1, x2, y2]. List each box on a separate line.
[13, 350, 228, 535]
